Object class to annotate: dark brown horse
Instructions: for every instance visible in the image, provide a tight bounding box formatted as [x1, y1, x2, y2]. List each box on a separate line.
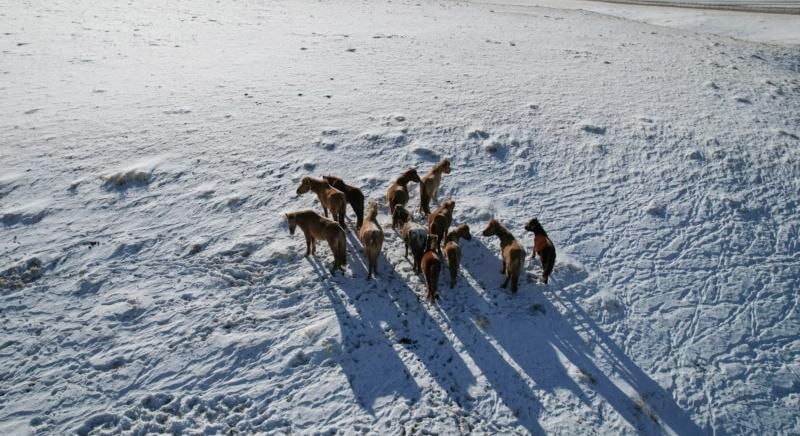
[419, 159, 451, 215]
[387, 168, 421, 215]
[420, 235, 441, 303]
[285, 210, 347, 275]
[482, 218, 525, 293]
[525, 218, 556, 284]
[323, 175, 365, 229]
[444, 224, 471, 289]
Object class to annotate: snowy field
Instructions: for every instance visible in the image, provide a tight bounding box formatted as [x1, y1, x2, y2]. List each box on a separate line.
[1, 0, 799, 434]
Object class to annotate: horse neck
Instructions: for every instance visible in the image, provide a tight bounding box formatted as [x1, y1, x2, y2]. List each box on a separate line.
[397, 174, 413, 186]
[365, 207, 379, 224]
[446, 230, 462, 243]
[293, 212, 314, 228]
[494, 226, 515, 245]
[305, 178, 326, 194]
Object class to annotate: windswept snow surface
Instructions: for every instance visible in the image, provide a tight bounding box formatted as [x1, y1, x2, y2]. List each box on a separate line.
[1, 0, 799, 434]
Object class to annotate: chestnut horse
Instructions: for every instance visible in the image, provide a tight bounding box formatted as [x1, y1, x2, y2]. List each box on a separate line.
[420, 235, 441, 303]
[419, 159, 451, 215]
[387, 168, 421, 216]
[285, 210, 347, 275]
[525, 218, 556, 284]
[427, 199, 455, 253]
[359, 200, 384, 280]
[444, 224, 471, 289]
[482, 218, 526, 293]
[323, 175, 365, 229]
[296, 176, 347, 227]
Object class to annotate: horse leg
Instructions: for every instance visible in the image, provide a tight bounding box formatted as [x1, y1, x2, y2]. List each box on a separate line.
[501, 273, 509, 289]
[323, 206, 329, 218]
[419, 187, 429, 215]
[304, 234, 312, 256]
[501, 259, 506, 275]
[311, 238, 316, 255]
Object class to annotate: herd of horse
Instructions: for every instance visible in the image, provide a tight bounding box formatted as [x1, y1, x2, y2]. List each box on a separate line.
[285, 159, 557, 303]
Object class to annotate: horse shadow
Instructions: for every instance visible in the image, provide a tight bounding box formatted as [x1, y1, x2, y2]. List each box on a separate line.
[306, 237, 478, 413]
[452, 237, 705, 434]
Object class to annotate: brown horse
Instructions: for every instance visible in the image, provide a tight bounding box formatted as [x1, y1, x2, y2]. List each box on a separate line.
[444, 224, 471, 289]
[359, 200, 384, 280]
[420, 235, 441, 303]
[393, 205, 427, 272]
[296, 176, 347, 227]
[482, 218, 526, 293]
[525, 218, 556, 284]
[323, 175, 365, 229]
[419, 159, 451, 215]
[285, 210, 347, 275]
[427, 199, 455, 253]
[387, 168, 421, 215]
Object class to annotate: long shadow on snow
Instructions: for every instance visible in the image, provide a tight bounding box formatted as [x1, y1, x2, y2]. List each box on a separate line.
[454, 238, 704, 434]
[307, 238, 477, 414]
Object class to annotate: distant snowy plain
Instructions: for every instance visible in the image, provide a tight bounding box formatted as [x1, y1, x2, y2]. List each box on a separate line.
[1, 0, 799, 434]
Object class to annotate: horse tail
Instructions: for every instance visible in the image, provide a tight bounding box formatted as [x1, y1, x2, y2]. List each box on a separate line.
[542, 247, 556, 284]
[353, 190, 365, 229]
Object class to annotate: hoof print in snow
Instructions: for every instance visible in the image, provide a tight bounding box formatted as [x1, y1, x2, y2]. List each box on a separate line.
[483, 141, 503, 154]
[686, 149, 703, 160]
[467, 129, 490, 140]
[289, 351, 310, 367]
[529, 303, 546, 316]
[645, 201, 666, 217]
[315, 140, 336, 151]
[409, 146, 439, 161]
[163, 108, 192, 115]
[776, 129, 798, 140]
[579, 122, 606, 135]
[704, 81, 719, 89]
[302, 160, 316, 170]
[734, 96, 751, 104]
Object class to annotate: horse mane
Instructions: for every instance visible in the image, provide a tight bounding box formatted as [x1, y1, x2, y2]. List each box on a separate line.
[433, 159, 450, 172]
[365, 200, 379, 223]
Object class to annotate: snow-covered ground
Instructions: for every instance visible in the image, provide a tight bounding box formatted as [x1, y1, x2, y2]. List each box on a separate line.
[1, 0, 799, 434]
[479, 0, 800, 45]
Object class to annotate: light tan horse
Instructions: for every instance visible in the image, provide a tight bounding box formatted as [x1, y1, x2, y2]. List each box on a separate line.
[359, 200, 384, 280]
[420, 235, 441, 303]
[285, 210, 347, 275]
[482, 218, 526, 293]
[419, 159, 451, 215]
[444, 224, 471, 289]
[296, 176, 347, 227]
[387, 168, 421, 216]
[427, 199, 455, 253]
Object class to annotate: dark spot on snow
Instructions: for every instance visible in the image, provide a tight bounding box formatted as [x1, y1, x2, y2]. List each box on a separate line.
[346, 48, 356, 52]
